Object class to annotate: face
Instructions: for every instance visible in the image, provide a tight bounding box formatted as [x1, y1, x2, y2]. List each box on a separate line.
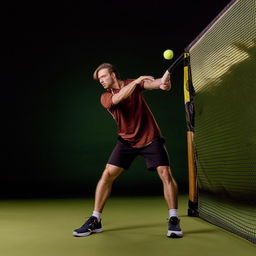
[98, 68, 116, 89]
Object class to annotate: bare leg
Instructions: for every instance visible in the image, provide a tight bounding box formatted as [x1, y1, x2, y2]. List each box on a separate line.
[94, 164, 123, 213]
[157, 166, 178, 209]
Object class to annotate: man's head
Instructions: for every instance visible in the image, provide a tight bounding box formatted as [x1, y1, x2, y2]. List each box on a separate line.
[93, 63, 121, 89]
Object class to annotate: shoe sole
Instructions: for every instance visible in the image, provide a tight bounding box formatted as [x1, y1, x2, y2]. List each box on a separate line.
[73, 228, 103, 237]
[167, 230, 183, 238]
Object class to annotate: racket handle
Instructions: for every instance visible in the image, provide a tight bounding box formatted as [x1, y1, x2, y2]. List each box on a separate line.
[161, 70, 170, 84]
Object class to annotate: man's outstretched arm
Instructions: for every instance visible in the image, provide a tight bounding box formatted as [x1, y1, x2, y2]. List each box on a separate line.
[143, 73, 171, 91]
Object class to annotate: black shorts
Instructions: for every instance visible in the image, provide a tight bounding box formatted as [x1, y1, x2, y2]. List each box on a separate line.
[107, 137, 170, 171]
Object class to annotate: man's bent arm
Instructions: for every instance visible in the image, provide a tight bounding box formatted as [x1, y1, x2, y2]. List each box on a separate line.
[112, 76, 154, 105]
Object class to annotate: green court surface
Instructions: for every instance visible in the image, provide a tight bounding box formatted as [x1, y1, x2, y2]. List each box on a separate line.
[0, 195, 255, 256]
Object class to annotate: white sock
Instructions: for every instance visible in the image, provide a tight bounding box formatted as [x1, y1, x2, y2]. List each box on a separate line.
[92, 211, 101, 221]
[169, 209, 178, 218]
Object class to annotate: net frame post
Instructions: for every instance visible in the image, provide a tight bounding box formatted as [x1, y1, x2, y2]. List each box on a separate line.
[183, 52, 199, 217]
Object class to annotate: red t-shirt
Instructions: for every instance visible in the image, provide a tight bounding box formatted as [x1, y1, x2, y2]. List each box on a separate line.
[100, 79, 161, 148]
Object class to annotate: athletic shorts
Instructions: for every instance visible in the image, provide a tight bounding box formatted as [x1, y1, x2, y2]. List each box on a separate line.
[107, 137, 170, 171]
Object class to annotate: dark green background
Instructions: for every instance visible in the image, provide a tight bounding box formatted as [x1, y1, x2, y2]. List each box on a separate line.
[1, 1, 231, 198]
[2, 57, 188, 198]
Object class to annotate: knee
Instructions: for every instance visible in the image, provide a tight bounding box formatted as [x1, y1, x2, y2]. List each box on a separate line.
[101, 168, 115, 183]
[157, 166, 174, 183]
[100, 165, 122, 183]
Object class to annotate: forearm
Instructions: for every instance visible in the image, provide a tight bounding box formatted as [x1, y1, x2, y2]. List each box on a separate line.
[112, 76, 154, 104]
[143, 78, 162, 90]
[112, 80, 138, 105]
[144, 77, 171, 91]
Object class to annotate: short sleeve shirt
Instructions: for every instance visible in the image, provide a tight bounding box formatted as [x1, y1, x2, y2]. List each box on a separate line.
[100, 79, 161, 148]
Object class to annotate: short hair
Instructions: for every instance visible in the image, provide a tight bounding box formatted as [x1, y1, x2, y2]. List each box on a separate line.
[93, 63, 121, 81]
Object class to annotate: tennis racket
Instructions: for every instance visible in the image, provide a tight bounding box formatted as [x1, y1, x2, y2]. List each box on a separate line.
[161, 53, 183, 84]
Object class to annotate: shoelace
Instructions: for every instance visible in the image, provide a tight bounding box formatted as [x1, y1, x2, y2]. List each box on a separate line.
[167, 217, 180, 225]
[82, 217, 97, 228]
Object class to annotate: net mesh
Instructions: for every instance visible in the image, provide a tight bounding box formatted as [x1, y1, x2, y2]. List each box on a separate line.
[188, 0, 256, 243]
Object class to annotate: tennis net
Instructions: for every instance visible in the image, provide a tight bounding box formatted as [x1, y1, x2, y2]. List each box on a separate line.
[186, 0, 256, 243]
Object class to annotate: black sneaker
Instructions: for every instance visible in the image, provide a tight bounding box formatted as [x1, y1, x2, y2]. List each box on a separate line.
[73, 216, 103, 237]
[167, 216, 183, 238]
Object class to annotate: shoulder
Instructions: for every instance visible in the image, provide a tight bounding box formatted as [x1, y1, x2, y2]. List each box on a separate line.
[100, 91, 113, 109]
[124, 79, 145, 91]
[123, 79, 134, 85]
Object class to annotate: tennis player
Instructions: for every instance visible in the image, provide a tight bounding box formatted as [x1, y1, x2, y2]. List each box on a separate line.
[73, 63, 183, 238]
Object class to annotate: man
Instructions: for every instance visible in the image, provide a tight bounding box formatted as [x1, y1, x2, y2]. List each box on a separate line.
[73, 63, 183, 238]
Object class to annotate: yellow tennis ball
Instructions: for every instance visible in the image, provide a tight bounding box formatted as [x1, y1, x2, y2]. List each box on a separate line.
[163, 49, 174, 60]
